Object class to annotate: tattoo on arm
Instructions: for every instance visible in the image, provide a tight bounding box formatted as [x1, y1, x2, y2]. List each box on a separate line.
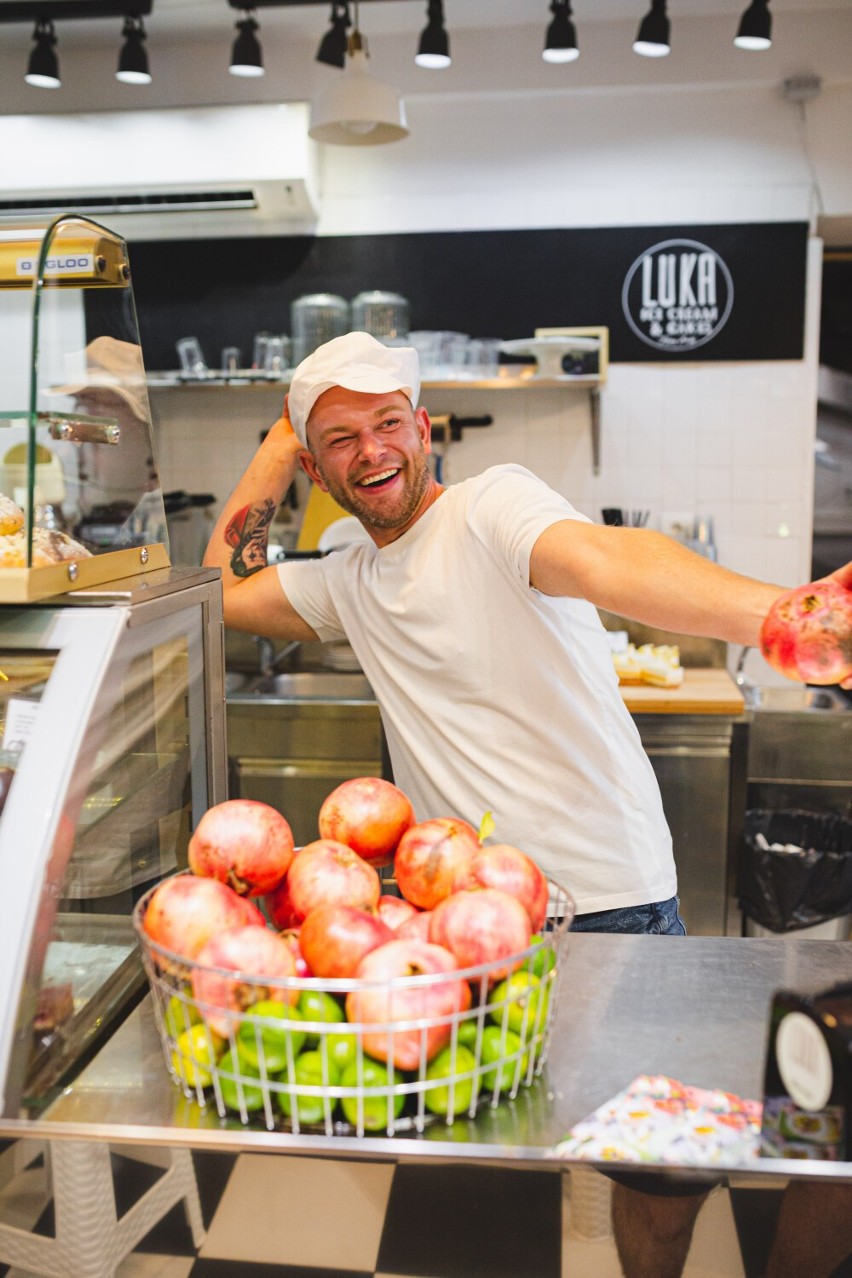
[224, 500, 275, 578]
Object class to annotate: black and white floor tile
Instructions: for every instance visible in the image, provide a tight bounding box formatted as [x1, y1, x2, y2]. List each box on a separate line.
[1, 1143, 851, 1278]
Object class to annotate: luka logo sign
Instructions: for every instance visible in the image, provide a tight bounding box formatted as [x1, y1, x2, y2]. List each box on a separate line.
[622, 238, 734, 352]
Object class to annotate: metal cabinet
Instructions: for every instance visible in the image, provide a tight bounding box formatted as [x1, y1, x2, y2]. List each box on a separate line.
[635, 714, 748, 937]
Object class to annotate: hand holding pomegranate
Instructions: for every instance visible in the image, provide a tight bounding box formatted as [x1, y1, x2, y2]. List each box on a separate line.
[760, 569, 852, 687]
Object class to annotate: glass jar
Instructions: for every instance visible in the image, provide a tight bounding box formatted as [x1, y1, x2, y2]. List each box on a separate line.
[290, 294, 350, 365]
[351, 291, 410, 345]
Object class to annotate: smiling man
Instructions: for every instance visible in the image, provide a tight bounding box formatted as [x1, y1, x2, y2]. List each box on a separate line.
[205, 330, 851, 920]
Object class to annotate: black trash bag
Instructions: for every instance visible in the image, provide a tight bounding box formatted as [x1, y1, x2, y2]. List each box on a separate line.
[738, 809, 852, 934]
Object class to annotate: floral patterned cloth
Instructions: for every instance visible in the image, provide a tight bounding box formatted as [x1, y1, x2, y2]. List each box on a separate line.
[554, 1074, 763, 1167]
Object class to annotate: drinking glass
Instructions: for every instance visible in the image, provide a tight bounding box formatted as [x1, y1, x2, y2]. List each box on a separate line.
[176, 336, 207, 376]
[221, 346, 241, 374]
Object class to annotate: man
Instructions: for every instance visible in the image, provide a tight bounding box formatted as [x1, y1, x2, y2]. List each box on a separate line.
[205, 331, 852, 1277]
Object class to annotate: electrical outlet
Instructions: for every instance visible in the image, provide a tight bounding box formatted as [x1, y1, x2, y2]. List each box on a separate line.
[661, 511, 695, 541]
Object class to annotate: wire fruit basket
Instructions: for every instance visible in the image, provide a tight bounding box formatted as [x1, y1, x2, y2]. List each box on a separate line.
[132, 876, 575, 1136]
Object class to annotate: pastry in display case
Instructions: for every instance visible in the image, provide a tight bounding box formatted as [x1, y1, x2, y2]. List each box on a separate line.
[0, 213, 169, 601]
[0, 568, 227, 1118]
[0, 211, 228, 1121]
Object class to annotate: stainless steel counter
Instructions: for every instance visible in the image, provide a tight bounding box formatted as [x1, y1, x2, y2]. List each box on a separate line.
[3, 935, 852, 1186]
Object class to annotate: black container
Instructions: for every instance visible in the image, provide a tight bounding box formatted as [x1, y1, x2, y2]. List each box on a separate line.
[739, 809, 852, 934]
[761, 983, 852, 1161]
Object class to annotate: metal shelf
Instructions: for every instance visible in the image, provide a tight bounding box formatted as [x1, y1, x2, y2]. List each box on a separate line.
[146, 374, 605, 474]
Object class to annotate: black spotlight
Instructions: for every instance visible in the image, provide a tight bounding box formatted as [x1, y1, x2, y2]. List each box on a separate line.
[633, 0, 670, 56]
[117, 15, 151, 85]
[230, 11, 264, 77]
[416, 0, 450, 69]
[25, 18, 60, 89]
[542, 0, 578, 64]
[735, 0, 772, 50]
[316, 1, 351, 69]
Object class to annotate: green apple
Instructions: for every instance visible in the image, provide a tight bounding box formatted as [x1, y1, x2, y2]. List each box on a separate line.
[217, 1049, 267, 1113]
[424, 1043, 477, 1116]
[340, 1058, 404, 1131]
[527, 935, 556, 979]
[297, 989, 346, 1045]
[236, 999, 306, 1073]
[456, 1019, 482, 1049]
[170, 1022, 223, 1088]
[165, 993, 201, 1039]
[277, 1049, 341, 1126]
[318, 1028, 361, 1074]
[479, 1025, 530, 1092]
[489, 970, 549, 1038]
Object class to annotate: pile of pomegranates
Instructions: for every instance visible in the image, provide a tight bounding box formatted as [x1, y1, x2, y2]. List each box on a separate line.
[139, 778, 569, 1131]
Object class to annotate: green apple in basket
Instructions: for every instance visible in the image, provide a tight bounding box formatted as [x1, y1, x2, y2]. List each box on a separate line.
[340, 1058, 404, 1131]
[277, 1050, 341, 1126]
[424, 1043, 477, 1116]
[236, 999, 306, 1073]
[489, 971, 549, 1039]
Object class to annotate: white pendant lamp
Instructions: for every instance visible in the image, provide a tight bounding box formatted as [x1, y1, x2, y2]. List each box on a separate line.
[309, 7, 408, 147]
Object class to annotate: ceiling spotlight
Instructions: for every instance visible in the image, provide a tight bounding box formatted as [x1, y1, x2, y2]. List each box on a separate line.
[25, 18, 60, 89]
[543, 0, 579, 65]
[116, 15, 151, 85]
[230, 10, 264, 78]
[316, 1, 351, 69]
[735, 0, 772, 50]
[416, 0, 450, 70]
[309, 3, 408, 147]
[633, 0, 670, 56]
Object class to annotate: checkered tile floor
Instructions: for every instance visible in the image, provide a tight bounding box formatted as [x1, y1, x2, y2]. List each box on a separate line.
[1, 1144, 851, 1278]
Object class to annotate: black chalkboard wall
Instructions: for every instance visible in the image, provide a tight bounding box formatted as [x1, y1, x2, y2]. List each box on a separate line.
[123, 221, 809, 371]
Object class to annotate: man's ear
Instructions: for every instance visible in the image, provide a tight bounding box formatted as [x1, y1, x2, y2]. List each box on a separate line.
[415, 406, 433, 457]
[298, 449, 328, 492]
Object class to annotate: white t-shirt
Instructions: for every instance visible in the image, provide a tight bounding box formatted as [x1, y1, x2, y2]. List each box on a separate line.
[278, 465, 676, 914]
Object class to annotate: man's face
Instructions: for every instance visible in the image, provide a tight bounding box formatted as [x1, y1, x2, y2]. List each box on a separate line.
[299, 387, 436, 546]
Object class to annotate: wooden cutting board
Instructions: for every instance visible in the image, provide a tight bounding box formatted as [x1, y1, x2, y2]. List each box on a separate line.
[619, 668, 745, 716]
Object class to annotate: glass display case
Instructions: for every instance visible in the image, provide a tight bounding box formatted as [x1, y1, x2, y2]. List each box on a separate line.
[0, 214, 169, 601]
[0, 566, 227, 1120]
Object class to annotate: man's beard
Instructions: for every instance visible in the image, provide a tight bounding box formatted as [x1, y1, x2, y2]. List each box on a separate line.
[315, 448, 432, 532]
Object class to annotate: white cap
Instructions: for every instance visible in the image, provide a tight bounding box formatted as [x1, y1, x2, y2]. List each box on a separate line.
[288, 331, 420, 446]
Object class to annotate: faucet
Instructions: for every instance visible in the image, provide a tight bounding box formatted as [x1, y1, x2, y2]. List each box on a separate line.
[254, 636, 300, 677]
[735, 646, 754, 694]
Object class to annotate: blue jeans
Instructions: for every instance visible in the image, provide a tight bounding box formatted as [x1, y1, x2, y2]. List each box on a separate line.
[569, 895, 687, 935]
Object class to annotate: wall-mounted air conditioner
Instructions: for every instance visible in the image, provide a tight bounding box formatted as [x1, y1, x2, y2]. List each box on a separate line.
[0, 103, 319, 241]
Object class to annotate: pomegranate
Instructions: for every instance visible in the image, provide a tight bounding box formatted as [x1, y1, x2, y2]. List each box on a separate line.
[279, 927, 312, 977]
[345, 938, 472, 1070]
[760, 580, 852, 685]
[191, 924, 298, 1037]
[299, 903, 393, 979]
[188, 799, 295, 896]
[469, 844, 549, 932]
[394, 817, 480, 910]
[318, 777, 415, 868]
[429, 888, 533, 984]
[395, 909, 434, 941]
[286, 839, 381, 922]
[266, 871, 301, 931]
[143, 874, 265, 966]
[377, 894, 421, 931]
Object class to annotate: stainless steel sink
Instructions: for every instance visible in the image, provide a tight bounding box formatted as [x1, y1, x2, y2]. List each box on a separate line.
[230, 670, 375, 701]
[743, 685, 849, 713]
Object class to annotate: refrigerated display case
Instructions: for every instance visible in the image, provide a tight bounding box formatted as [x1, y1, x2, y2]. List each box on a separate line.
[0, 565, 227, 1121]
[0, 213, 169, 601]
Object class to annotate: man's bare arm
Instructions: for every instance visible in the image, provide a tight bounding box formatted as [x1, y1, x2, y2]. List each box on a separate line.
[203, 409, 320, 642]
[529, 520, 783, 647]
